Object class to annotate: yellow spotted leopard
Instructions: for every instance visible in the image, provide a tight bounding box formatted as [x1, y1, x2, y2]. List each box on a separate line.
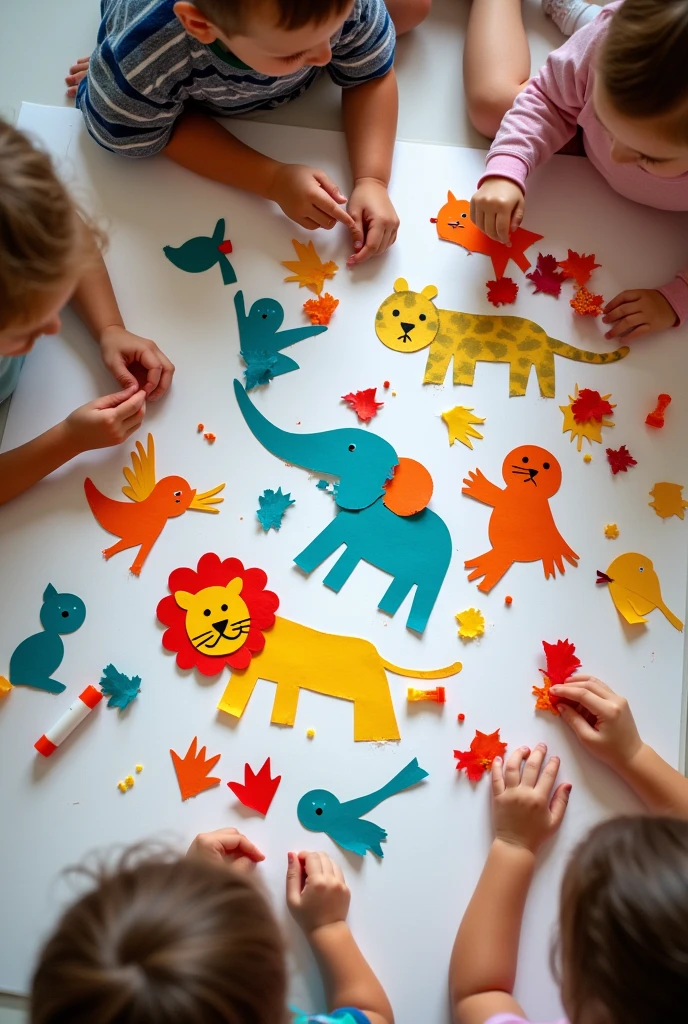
[375, 279, 629, 398]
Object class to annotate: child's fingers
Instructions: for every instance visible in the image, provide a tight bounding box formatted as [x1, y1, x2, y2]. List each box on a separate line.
[301, 850, 325, 879]
[314, 191, 355, 230]
[318, 852, 336, 877]
[112, 389, 148, 420]
[504, 746, 530, 788]
[521, 744, 547, 788]
[313, 170, 348, 205]
[286, 851, 303, 902]
[614, 323, 651, 342]
[494, 207, 512, 246]
[491, 756, 506, 797]
[349, 221, 385, 264]
[565, 675, 613, 697]
[510, 201, 524, 234]
[534, 755, 560, 797]
[602, 299, 640, 323]
[93, 383, 139, 410]
[603, 289, 641, 314]
[549, 782, 572, 828]
[348, 209, 365, 258]
[469, 197, 485, 234]
[228, 833, 266, 863]
[147, 357, 175, 401]
[551, 684, 608, 718]
[557, 703, 599, 743]
[332, 859, 346, 884]
[605, 312, 647, 340]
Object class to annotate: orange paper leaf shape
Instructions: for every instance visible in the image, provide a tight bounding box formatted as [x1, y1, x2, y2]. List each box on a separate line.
[283, 240, 338, 294]
[227, 757, 281, 815]
[532, 675, 560, 715]
[557, 250, 600, 287]
[454, 729, 507, 781]
[486, 277, 518, 307]
[570, 287, 604, 317]
[303, 292, 339, 325]
[342, 387, 384, 422]
[170, 737, 221, 801]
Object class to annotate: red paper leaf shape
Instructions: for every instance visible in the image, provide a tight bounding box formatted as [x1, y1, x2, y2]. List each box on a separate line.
[606, 445, 637, 475]
[227, 757, 281, 815]
[571, 388, 614, 424]
[526, 253, 564, 297]
[540, 639, 581, 686]
[486, 277, 519, 307]
[342, 387, 384, 422]
[454, 729, 507, 781]
[557, 250, 600, 287]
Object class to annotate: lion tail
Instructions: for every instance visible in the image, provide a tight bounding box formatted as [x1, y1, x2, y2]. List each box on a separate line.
[381, 659, 462, 680]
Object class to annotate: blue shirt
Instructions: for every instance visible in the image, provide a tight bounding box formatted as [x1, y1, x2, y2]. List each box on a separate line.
[0, 354, 24, 405]
[77, 0, 395, 158]
[293, 1009, 371, 1024]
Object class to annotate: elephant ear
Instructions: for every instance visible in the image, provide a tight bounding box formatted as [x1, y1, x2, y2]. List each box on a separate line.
[383, 458, 434, 517]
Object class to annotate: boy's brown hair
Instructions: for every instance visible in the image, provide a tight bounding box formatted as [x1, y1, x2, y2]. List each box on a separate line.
[599, 0, 688, 142]
[558, 816, 688, 1024]
[30, 850, 288, 1024]
[193, 0, 352, 34]
[0, 120, 88, 330]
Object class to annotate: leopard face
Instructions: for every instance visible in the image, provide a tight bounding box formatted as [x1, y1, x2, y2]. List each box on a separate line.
[375, 278, 440, 353]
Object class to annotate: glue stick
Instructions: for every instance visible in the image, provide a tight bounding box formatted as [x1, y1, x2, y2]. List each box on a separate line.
[34, 685, 103, 756]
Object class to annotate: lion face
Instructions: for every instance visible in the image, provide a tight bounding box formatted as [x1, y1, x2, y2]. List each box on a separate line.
[375, 278, 440, 353]
[174, 577, 250, 656]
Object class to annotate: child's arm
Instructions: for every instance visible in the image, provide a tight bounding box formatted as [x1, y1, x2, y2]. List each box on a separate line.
[0, 386, 145, 506]
[287, 850, 393, 1024]
[450, 744, 570, 1024]
[70, 238, 174, 401]
[552, 675, 688, 816]
[341, 69, 399, 265]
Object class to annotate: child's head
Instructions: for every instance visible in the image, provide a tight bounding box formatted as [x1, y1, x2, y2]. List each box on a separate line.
[558, 816, 688, 1024]
[595, 0, 688, 176]
[173, 0, 353, 76]
[0, 120, 87, 358]
[30, 850, 287, 1024]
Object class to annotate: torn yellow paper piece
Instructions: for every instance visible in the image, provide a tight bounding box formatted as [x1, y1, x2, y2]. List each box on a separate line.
[442, 406, 485, 449]
[649, 483, 688, 520]
[456, 608, 485, 639]
[282, 240, 338, 295]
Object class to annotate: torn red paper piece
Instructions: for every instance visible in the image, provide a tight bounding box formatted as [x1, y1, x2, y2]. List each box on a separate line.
[570, 287, 604, 317]
[526, 253, 565, 297]
[454, 729, 507, 781]
[227, 757, 281, 815]
[540, 639, 581, 686]
[606, 445, 637, 475]
[571, 388, 614, 424]
[557, 250, 600, 288]
[342, 388, 384, 422]
[486, 277, 519, 307]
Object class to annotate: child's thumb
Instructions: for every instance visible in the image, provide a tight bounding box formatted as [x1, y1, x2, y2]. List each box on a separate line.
[285, 851, 301, 903]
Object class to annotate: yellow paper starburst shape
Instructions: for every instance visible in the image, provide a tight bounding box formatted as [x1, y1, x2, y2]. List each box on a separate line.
[604, 523, 619, 539]
[442, 406, 486, 449]
[560, 385, 615, 452]
[649, 482, 688, 520]
[282, 239, 338, 295]
[456, 608, 485, 639]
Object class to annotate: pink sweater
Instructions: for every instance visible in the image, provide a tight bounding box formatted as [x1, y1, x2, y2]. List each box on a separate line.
[482, 1, 688, 323]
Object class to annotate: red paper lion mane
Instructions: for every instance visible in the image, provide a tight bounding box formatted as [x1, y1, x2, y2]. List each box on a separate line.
[156, 552, 279, 676]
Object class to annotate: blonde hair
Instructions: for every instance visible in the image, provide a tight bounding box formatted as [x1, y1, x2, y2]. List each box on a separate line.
[0, 119, 95, 329]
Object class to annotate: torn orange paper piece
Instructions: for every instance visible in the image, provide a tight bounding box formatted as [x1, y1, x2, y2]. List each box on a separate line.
[454, 729, 507, 781]
[435, 192, 542, 279]
[533, 676, 559, 714]
[570, 287, 604, 317]
[601, 552, 683, 631]
[304, 292, 339, 325]
[561, 386, 614, 452]
[170, 737, 221, 801]
[649, 483, 688, 520]
[283, 240, 338, 294]
[383, 457, 434, 517]
[442, 406, 485, 449]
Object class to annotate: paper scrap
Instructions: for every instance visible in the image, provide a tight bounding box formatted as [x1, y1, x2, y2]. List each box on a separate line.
[561, 386, 615, 452]
[170, 737, 221, 801]
[600, 552, 683, 630]
[486, 277, 518, 307]
[571, 388, 614, 424]
[342, 388, 384, 422]
[257, 488, 295, 531]
[442, 406, 485, 449]
[454, 729, 507, 781]
[606, 445, 637, 475]
[99, 664, 141, 711]
[227, 757, 281, 815]
[304, 293, 338, 325]
[282, 239, 338, 294]
[649, 483, 688, 520]
[557, 250, 600, 287]
[605, 523, 619, 539]
[456, 608, 485, 639]
[526, 253, 564, 297]
[570, 287, 604, 317]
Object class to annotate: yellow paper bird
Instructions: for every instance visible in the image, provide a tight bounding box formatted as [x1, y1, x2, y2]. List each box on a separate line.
[442, 406, 485, 449]
[599, 552, 683, 631]
[649, 483, 688, 520]
[560, 386, 615, 452]
[456, 608, 485, 639]
[282, 239, 338, 295]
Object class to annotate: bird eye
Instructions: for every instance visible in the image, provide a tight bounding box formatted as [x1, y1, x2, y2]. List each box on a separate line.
[392, 309, 400, 317]
[204, 609, 211, 616]
[522, 457, 529, 464]
[315, 807, 323, 816]
[639, 567, 644, 572]
[221, 604, 228, 612]
[419, 313, 426, 322]
[174, 491, 182, 497]
[543, 462, 550, 470]
[61, 610, 69, 618]
[348, 444, 356, 452]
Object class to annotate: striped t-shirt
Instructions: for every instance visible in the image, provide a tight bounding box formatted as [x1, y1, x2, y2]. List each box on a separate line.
[77, 0, 395, 158]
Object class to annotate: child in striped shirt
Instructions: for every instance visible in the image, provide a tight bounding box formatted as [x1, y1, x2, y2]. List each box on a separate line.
[68, 0, 427, 264]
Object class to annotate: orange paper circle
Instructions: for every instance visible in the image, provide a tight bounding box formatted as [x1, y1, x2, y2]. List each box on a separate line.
[383, 457, 434, 517]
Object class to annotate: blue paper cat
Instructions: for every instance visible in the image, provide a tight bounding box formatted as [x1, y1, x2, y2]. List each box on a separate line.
[1, 584, 86, 694]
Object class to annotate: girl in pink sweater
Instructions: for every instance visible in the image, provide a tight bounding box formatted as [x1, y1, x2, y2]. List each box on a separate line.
[469, 0, 688, 340]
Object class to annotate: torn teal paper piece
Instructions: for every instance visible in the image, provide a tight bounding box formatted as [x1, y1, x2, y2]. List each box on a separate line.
[316, 479, 330, 490]
[294, 497, 452, 634]
[4, 584, 86, 694]
[100, 664, 141, 711]
[163, 218, 236, 285]
[235, 291, 326, 390]
[234, 380, 398, 511]
[297, 758, 428, 857]
[257, 488, 295, 531]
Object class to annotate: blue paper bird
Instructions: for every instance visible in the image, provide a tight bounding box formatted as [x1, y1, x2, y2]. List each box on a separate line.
[297, 758, 429, 858]
[235, 290, 327, 390]
[163, 217, 236, 285]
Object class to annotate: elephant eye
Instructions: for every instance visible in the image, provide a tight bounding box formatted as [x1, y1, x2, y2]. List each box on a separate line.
[61, 610, 69, 618]
[348, 444, 356, 452]
[543, 462, 550, 470]
[221, 604, 228, 611]
[204, 609, 211, 616]
[392, 309, 400, 317]
[419, 313, 426, 321]
[521, 457, 529, 464]
[315, 807, 323, 816]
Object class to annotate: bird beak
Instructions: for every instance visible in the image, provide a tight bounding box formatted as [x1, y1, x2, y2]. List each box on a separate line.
[189, 483, 225, 513]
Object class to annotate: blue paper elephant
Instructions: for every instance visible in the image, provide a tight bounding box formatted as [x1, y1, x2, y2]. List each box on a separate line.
[235, 290, 327, 390]
[234, 380, 452, 633]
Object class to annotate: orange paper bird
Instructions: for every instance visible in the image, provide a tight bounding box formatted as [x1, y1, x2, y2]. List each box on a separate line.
[282, 239, 338, 294]
[84, 434, 225, 575]
[435, 192, 543, 279]
[170, 737, 222, 801]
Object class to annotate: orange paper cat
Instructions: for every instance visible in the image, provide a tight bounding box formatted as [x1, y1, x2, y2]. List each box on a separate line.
[435, 192, 543, 279]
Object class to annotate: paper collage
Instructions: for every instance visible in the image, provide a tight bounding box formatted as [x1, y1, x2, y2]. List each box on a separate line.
[0, 584, 86, 694]
[598, 553, 683, 631]
[561, 387, 615, 452]
[235, 290, 327, 390]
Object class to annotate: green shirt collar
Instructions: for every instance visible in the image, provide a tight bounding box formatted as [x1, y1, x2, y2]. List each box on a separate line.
[208, 39, 253, 71]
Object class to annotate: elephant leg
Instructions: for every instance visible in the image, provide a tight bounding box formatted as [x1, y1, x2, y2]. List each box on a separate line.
[406, 580, 442, 634]
[294, 518, 345, 575]
[378, 575, 414, 617]
[354, 687, 400, 742]
[322, 545, 360, 593]
[271, 679, 301, 727]
[217, 665, 260, 719]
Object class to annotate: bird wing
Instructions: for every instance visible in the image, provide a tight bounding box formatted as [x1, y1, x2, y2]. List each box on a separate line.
[85, 478, 145, 540]
[329, 818, 387, 858]
[121, 434, 156, 501]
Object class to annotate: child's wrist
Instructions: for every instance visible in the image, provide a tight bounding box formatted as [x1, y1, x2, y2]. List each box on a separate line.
[493, 835, 539, 862]
[260, 158, 288, 202]
[353, 174, 389, 189]
[306, 919, 350, 946]
[98, 321, 126, 348]
[56, 417, 86, 460]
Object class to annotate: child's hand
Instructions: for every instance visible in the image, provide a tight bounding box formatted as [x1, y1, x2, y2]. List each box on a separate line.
[65, 55, 90, 99]
[187, 827, 265, 872]
[286, 850, 350, 934]
[64, 385, 146, 453]
[551, 675, 643, 771]
[492, 743, 570, 854]
[602, 289, 677, 341]
[346, 178, 399, 265]
[470, 177, 525, 245]
[99, 325, 175, 401]
[269, 164, 356, 232]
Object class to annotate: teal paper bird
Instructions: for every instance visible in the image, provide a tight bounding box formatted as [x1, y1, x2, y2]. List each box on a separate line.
[163, 218, 236, 285]
[235, 290, 326, 390]
[297, 758, 428, 857]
